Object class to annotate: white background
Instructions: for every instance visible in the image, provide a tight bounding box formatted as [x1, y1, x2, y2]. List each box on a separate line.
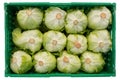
[1, 0, 120, 80]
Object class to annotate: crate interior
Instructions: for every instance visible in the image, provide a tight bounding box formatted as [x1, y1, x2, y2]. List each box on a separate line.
[5, 3, 116, 77]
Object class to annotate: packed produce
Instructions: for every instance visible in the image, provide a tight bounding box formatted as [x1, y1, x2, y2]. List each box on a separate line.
[10, 50, 33, 74]
[65, 10, 87, 33]
[87, 30, 112, 53]
[43, 30, 66, 52]
[10, 6, 112, 74]
[57, 51, 81, 73]
[87, 6, 112, 30]
[44, 7, 66, 31]
[12, 28, 43, 55]
[33, 51, 56, 73]
[80, 51, 105, 73]
[67, 34, 87, 55]
[17, 8, 43, 30]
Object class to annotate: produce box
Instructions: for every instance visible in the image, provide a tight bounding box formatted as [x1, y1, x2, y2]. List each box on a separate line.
[5, 2, 116, 77]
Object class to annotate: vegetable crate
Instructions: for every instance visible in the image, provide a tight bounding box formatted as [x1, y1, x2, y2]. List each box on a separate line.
[5, 2, 116, 77]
